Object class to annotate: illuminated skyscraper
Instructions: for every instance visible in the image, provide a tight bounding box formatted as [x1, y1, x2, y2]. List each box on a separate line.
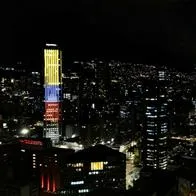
[44, 44, 62, 144]
[142, 70, 169, 170]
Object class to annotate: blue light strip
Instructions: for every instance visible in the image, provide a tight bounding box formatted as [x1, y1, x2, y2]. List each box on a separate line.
[45, 85, 60, 102]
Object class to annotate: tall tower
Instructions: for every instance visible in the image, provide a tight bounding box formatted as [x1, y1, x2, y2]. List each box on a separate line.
[142, 70, 169, 170]
[44, 44, 62, 144]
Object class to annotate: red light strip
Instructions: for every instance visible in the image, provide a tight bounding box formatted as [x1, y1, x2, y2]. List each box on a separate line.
[52, 179, 56, 192]
[47, 175, 50, 192]
[41, 175, 44, 189]
[19, 139, 43, 146]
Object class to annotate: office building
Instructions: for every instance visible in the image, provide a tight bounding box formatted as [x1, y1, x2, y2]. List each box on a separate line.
[58, 145, 126, 195]
[142, 70, 169, 170]
[0, 141, 40, 196]
[44, 44, 63, 144]
[17, 137, 74, 195]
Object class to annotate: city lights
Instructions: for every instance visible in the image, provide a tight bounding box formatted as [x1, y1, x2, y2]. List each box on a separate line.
[20, 128, 29, 135]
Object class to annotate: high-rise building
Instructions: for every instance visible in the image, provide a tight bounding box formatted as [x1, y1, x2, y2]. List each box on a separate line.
[142, 70, 169, 170]
[44, 44, 62, 144]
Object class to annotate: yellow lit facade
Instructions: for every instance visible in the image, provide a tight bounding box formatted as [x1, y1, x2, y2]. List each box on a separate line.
[44, 49, 61, 85]
[90, 162, 104, 171]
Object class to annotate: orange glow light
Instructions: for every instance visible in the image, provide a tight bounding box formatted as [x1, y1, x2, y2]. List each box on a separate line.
[41, 175, 44, 189]
[47, 175, 50, 192]
[52, 179, 56, 192]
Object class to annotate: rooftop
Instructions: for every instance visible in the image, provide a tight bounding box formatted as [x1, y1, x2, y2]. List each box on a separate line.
[69, 144, 125, 162]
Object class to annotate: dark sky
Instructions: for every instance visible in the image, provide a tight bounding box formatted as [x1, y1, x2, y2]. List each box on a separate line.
[3, 0, 196, 69]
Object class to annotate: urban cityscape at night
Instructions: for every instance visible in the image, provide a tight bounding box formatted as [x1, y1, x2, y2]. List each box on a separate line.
[2, 0, 196, 195]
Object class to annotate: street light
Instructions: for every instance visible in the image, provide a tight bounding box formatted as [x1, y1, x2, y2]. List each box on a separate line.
[20, 128, 29, 137]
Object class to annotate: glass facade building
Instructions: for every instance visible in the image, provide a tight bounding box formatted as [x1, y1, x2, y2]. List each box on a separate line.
[142, 71, 169, 170]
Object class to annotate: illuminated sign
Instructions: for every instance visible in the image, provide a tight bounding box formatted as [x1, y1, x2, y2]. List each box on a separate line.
[19, 139, 43, 146]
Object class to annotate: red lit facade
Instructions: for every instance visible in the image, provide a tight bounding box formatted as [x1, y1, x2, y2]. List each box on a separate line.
[44, 102, 61, 122]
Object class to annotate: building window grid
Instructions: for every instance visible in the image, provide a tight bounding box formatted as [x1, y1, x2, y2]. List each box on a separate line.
[90, 162, 104, 171]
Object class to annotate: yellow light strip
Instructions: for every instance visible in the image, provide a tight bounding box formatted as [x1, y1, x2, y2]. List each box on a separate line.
[44, 49, 61, 85]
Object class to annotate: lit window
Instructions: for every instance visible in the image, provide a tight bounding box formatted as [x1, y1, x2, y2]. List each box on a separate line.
[147, 138, 154, 141]
[91, 162, 103, 170]
[71, 181, 84, 185]
[159, 137, 167, 140]
[148, 115, 157, 118]
[78, 189, 89, 193]
[72, 163, 83, 168]
[147, 158, 154, 161]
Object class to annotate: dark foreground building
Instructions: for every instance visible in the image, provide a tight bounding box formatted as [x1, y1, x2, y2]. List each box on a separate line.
[58, 145, 126, 195]
[0, 139, 125, 196]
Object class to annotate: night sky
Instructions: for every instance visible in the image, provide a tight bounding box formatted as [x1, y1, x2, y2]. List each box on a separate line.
[3, 0, 196, 70]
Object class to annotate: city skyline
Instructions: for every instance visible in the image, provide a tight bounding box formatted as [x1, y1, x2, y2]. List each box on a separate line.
[0, 57, 196, 195]
[1, 1, 196, 195]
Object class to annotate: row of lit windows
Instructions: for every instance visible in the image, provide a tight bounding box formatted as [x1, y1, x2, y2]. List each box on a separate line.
[147, 138, 154, 142]
[78, 189, 89, 193]
[70, 163, 84, 168]
[146, 98, 157, 101]
[76, 168, 82, 172]
[159, 137, 167, 140]
[147, 128, 168, 135]
[147, 124, 157, 127]
[71, 181, 84, 185]
[89, 171, 99, 175]
[67, 162, 109, 171]
[147, 115, 158, 118]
